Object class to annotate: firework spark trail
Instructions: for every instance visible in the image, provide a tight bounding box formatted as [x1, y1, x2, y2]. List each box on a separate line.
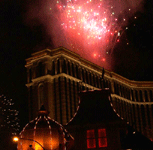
[49, 0, 133, 66]
[25, 0, 144, 68]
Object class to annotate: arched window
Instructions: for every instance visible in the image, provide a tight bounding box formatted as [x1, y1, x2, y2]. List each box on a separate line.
[52, 61, 55, 75]
[114, 82, 119, 95]
[72, 63, 75, 77]
[144, 90, 148, 102]
[38, 83, 45, 109]
[82, 69, 85, 82]
[146, 105, 151, 128]
[114, 82, 117, 94]
[139, 90, 143, 102]
[93, 75, 96, 87]
[141, 105, 146, 128]
[76, 65, 79, 78]
[63, 59, 67, 73]
[108, 81, 111, 92]
[131, 90, 134, 101]
[105, 80, 108, 88]
[119, 85, 121, 96]
[127, 89, 130, 99]
[57, 59, 60, 74]
[68, 61, 71, 75]
[122, 86, 125, 98]
[85, 70, 88, 84]
[96, 76, 100, 88]
[29, 68, 32, 82]
[149, 90, 153, 102]
[135, 90, 138, 101]
[89, 72, 91, 85]
[91, 74, 94, 86]
[37, 62, 43, 77]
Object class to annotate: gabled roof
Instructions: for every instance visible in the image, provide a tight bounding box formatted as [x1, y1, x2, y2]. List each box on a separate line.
[67, 89, 124, 125]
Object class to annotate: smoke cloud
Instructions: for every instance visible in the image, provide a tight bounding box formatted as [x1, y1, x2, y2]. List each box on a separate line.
[24, 0, 145, 69]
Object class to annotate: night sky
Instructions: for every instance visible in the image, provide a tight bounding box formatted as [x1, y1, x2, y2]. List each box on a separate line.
[0, 0, 153, 128]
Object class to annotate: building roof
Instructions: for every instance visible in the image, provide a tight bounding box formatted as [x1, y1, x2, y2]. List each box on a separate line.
[66, 89, 153, 149]
[18, 106, 74, 150]
[67, 89, 124, 125]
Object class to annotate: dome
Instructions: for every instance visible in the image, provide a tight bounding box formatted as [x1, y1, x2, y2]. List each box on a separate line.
[17, 106, 74, 150]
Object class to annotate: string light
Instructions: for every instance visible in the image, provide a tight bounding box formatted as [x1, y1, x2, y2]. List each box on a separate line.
[0, 95, 20, 135]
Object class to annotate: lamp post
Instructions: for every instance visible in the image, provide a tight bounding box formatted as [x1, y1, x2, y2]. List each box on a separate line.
[13, 136, 46, 150]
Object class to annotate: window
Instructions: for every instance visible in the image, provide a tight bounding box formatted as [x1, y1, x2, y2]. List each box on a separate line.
[98, 129, 107, 148]
[87, 129, 107, 149]
[38, 83, 45, 109]
[87, 130, 96, 148]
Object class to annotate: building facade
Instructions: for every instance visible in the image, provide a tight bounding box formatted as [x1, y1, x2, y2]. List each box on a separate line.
[25, 47, 153, 140]
[66, 90, 153, 150]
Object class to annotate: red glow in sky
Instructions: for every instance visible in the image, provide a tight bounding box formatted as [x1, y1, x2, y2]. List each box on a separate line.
[49, 0, 127, 68]
[29, 0, 143, 69]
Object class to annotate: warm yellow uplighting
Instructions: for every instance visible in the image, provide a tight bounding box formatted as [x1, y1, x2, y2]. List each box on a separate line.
[13, 136, 19, 142]
[35, 144, 42, 150]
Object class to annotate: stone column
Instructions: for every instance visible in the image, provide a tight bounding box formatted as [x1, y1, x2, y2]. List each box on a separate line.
[59, 59, 63, 73]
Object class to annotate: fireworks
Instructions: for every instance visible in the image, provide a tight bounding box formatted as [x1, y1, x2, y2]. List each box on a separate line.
[27, 0, 142, 68]
[48, 0, 138, 67]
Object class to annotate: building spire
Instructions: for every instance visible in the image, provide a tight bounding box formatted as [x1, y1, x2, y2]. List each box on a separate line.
[38, 105, 49, 116]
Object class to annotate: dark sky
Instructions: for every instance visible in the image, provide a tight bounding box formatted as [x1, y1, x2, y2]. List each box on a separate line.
[0, 0, 153, 128]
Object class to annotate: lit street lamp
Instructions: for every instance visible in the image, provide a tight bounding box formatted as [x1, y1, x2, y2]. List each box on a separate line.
[13, 136, 46, 150]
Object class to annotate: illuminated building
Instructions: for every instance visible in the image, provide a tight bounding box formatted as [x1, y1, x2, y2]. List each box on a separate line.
[66, 89, 153, 149]
[17, 105, 74, 150]
[66, 89, 125, 149]
[25, 46, 153, 140]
